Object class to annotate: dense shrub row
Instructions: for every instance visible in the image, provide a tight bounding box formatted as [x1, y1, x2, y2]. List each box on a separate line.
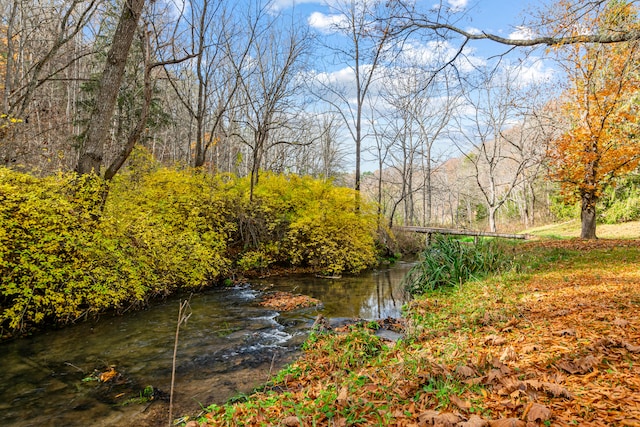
[0, 157, 380, 337]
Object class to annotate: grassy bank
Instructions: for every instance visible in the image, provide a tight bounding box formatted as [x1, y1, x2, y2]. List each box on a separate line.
[192, 237, 640, 426]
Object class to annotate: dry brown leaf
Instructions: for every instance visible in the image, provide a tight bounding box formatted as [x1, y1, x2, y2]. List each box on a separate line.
[418, 410, 440, 425]
[336, 386, 348, 405]
[456, 365, 477, 378]
[458, 415, 489, 427]
[487, 419, 526, 427]
[541, 382, 572, 399]
[624, 342, 640, 353]
[557, 354, 599, 374]
[281, 415, 300, 426]
[484, 335, 507, 346]
[612, 318, 630, 327]
[521, 344, 541, 354]
[526, 403, 551, 422]
[499, 346, 518, 362]
[433, 412, 462, 427]
[449, 394, 471, 410]
[554, 329, 576, 337]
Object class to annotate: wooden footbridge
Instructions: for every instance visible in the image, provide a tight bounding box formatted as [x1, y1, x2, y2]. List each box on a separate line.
[394, 226, 530, 243]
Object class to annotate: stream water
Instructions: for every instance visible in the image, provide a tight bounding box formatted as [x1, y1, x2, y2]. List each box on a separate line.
[0, 261, 414, 427]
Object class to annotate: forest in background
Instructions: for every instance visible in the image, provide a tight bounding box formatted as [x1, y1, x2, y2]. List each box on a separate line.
[1, 0, 639, 235]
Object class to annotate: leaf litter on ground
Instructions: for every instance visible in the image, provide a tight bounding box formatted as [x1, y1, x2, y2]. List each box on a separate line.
[194, 239, 640, 426]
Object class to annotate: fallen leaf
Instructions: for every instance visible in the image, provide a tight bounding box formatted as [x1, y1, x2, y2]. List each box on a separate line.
[540, 382, 572, 399]
[99, 367, 117, 382]
[624, 342, 640, 353]
[456, 365, 477, 378]
[484, 335, 507, 346]
[418, 410, 440, 425]
[433, 412, 462, 426]
[521, 344, 541, 354]
[526, 403, 551, 422]
[612, 318, 629, 327]
[281, 415, 300, 426]
[488, 419, 526, 427]
[499, 346, 518, 362]
[449, 394, 471, 410]
[554, 329, 576, 337]
[458, 415, 489, 427]
[557, 354, 599, 374]
[336, 386, 348, 405]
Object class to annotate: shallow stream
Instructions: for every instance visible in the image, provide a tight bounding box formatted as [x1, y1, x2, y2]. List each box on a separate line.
[0, 261, 414, 426]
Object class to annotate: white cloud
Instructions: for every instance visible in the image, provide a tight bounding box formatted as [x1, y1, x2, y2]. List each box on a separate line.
[466, 27, 482, 36]
[308, 11, 348, 33]
[508, 59, 555, 87]
[509, 26, 536, 40]
[269, 0, 322, 12]
[398, 39, 486, 73]
[315, 66, 356, 86]
[448, 0, 468, 12]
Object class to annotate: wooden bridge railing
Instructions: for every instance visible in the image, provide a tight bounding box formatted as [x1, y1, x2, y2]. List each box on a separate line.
[394, 226, 530, 243]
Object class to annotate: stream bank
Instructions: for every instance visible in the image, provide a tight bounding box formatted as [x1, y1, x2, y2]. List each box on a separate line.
[0, 261, 414, 427]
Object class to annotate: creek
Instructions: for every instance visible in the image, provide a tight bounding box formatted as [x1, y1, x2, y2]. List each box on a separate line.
[0, 261, 415, 427]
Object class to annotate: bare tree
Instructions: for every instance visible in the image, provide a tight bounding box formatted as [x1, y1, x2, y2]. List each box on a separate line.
[1, 0, 100, 169]
[2, 0, 99, 118]
[233, 6, 310, 200]
[312, 0, 392, 194]
[380, 61, 459, 226]
[452, 66, 535, 232]
[159, 0, 256, 169]
[389, 1, 640, 48]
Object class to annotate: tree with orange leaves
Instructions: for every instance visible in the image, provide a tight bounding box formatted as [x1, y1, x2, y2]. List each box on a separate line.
[549, 1, 640, 239]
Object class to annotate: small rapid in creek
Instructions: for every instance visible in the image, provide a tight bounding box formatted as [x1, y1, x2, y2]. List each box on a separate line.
[0, 261, 415, 427]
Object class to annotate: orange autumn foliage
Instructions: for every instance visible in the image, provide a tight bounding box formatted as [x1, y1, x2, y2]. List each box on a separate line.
[549, 1, 640, 237]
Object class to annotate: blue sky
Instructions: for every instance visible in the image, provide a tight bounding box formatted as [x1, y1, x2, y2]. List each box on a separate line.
[168, 0, 560, 170]
[266, 0, 559, 169]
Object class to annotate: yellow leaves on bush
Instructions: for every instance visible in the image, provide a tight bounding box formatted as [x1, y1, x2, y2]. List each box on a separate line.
[0, 166, 234, 335]
[234, 173, 379, 275]
[1, 165, 381, 336]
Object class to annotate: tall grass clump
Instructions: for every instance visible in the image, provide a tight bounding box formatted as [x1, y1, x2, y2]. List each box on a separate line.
[404, 235, 513, 295]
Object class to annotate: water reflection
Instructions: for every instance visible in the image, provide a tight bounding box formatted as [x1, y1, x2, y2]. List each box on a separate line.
[263, 260, 413, 320]
[0, 261, 414, 427]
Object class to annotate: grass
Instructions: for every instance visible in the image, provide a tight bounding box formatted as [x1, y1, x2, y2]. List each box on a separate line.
[403, 235, 514, 295]
[191, 225, 640, 426]
[525, 219, 640, 239]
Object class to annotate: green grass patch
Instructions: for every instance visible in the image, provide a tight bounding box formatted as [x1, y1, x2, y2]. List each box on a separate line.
[403, 235, 514, 295]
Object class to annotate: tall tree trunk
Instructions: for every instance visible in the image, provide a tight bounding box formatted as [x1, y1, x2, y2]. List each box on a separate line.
[580, 191, 598, 239]
[104, 26, 152, 181]
[76, 0, 145, 175]
[488, 206, 497, 233]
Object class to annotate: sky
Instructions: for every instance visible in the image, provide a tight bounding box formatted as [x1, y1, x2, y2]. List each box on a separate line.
[169, 0, 561, 171]
[265, 0, 559, 170]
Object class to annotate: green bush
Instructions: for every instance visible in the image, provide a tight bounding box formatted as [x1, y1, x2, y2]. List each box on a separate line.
[403, 235, 512, 295]
[599, 174, 640, 224]
[600, 195, 640, 223]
